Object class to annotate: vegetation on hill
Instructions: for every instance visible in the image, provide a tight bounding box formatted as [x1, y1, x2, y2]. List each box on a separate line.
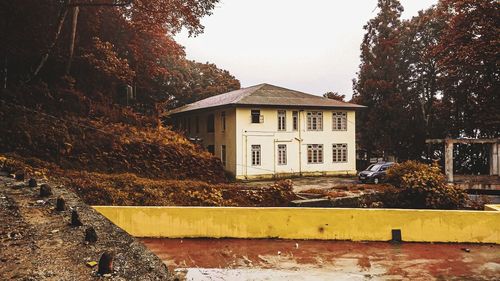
[0, 1, 299, 206]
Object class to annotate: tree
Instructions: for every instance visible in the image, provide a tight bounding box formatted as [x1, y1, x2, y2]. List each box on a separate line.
[158, 60, 240, 109]
[352, 0, 407, 159]
[397, 7, 447, 158]
[323, 91, 346, 102]
[432, 0, 500, 138]
[1, 0, 238, 116]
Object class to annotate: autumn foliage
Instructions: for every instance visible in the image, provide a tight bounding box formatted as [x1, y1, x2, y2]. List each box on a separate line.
[353, 0, 499, 161]
[382, 161, 469, 209]
[0, 0, 248, 206]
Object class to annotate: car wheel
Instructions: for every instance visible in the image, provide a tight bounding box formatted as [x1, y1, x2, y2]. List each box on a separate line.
[373, 177, 380, 184]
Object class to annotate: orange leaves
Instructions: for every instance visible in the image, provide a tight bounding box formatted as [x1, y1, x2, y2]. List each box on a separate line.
[81, 37, 135, 83]
[384, 161, 469, 209]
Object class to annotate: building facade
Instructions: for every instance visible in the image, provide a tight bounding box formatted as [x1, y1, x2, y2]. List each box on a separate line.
[168, 84, 364, 180]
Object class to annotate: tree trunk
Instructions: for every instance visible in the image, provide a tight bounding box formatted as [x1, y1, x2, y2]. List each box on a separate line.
[2, 56, 7, 90]
[29, 3, 69, 81]
[65, 6, 79, 75]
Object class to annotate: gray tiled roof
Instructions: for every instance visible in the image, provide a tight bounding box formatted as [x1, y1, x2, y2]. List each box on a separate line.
[167, 83, 365, 115]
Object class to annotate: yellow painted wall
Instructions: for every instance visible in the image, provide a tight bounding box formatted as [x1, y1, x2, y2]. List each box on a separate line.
[235, 108, 357, 179]
[93, 206, 500, 244]
[485, 204, 500, 211]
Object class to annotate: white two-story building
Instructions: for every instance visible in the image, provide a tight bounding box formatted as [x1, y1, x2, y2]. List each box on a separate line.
[168, 83, 365, 180]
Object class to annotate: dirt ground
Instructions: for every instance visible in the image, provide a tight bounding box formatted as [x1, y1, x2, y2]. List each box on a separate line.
[0, 175, 172, 280]
[142, 238, 500, 281]
[243, 176, 360, 193]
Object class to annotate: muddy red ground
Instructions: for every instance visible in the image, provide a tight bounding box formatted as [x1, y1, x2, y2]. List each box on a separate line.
[142, 238, 500, 280]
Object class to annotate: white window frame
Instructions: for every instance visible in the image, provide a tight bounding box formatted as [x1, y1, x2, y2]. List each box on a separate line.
[277, 110, 286, 131]
[277, 144, 287, 165]
[333, 112, 347, 131]
[292, 111, 298, 131]
[307, 144, 323, 164]
[251, 145, 261, 166]
[332, 143, 348, 163]
[307, 111, 323, 131]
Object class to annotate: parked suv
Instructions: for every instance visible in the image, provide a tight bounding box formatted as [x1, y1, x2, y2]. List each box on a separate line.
[358, 162, 394, 184]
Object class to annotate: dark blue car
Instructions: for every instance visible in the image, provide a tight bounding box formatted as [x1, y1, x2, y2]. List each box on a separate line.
[358, 162, 394, 184]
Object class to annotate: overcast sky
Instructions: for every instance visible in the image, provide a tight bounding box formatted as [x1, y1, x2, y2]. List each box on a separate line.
[176, 0, 437, 99]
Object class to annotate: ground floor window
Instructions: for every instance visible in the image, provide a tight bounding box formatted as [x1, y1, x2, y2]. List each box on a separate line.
[221, 145, 227, 166]
[251, 145, 261, 166]
[277, 144, 287, 165]
[307, 144, 323, 164]
[207, 145, 215, 155]
[332, 143, 348, 162]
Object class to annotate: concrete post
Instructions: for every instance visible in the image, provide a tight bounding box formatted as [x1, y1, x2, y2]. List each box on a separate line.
[445, 139, 454, 183]
[490, 143, 498, 176]
[496, 143, 500, 176]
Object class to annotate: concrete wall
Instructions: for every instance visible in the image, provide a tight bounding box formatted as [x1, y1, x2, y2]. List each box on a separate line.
[235, 108, 357, 179]
[94, 206, 500, 243]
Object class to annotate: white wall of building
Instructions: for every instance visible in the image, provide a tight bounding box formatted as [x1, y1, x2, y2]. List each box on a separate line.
[235, 107, 356, 179]
[175, 106, 357, 179]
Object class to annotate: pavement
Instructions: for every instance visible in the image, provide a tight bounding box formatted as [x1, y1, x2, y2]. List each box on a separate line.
[142, 238, 500, 281]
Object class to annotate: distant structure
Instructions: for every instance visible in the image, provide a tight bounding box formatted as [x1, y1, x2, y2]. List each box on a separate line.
[168, 83, 365, 180]
[426, 138, 500, 190]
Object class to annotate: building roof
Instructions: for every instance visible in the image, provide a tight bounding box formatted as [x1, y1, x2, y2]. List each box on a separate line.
[167, 83, 365, 115]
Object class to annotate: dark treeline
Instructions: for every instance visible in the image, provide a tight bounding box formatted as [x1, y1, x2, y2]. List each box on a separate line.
[0, 0, 240, 120]
[353, 0, 499, 164]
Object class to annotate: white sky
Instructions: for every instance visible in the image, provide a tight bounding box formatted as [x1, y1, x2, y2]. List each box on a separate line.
[176, 0, 437, 99]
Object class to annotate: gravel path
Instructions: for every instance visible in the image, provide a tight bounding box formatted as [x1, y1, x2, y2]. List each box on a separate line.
[0, 176, 173, 280]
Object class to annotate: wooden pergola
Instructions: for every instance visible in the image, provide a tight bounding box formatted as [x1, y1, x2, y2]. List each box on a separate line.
[426, 138, 500, 183]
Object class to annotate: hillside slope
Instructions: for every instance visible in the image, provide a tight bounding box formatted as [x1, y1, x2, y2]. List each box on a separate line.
[0, 100, 226, 183]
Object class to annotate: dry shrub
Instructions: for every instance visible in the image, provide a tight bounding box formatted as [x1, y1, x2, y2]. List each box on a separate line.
[67, 172, 296, 207]
[0, 103, 226, 183]
[67, 172, 226, 206]
[1, 154, 297, 207]
[383, 161, 469, 209]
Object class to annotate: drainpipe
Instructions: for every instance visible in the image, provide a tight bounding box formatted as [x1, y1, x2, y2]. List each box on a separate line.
[244, 134, 248, 179]
[298, 110, 303, 176]
[445, 138, 454, 183]
[273, 139, 277, 176]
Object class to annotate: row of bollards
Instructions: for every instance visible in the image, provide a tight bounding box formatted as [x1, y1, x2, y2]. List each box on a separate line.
[17, 175, 115, 276]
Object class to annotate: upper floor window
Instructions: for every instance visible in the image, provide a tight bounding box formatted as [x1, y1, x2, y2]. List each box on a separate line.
[221, 111, 226, 132]
[333, 112, 347, 131]
[195, 116, 200, 134]
[251, 110, 262, 123]
[307, 144, 323, 164]
[277, 144, 287, 165]
[207, 114, 214, 133]
[251, 145, 261, 166]
[292, 111, 298, 131]
[277, 110, 286, 131]
[307, 111, 323, 131]
[221, 145, 227, 166]
[332, 143, 348, 162]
